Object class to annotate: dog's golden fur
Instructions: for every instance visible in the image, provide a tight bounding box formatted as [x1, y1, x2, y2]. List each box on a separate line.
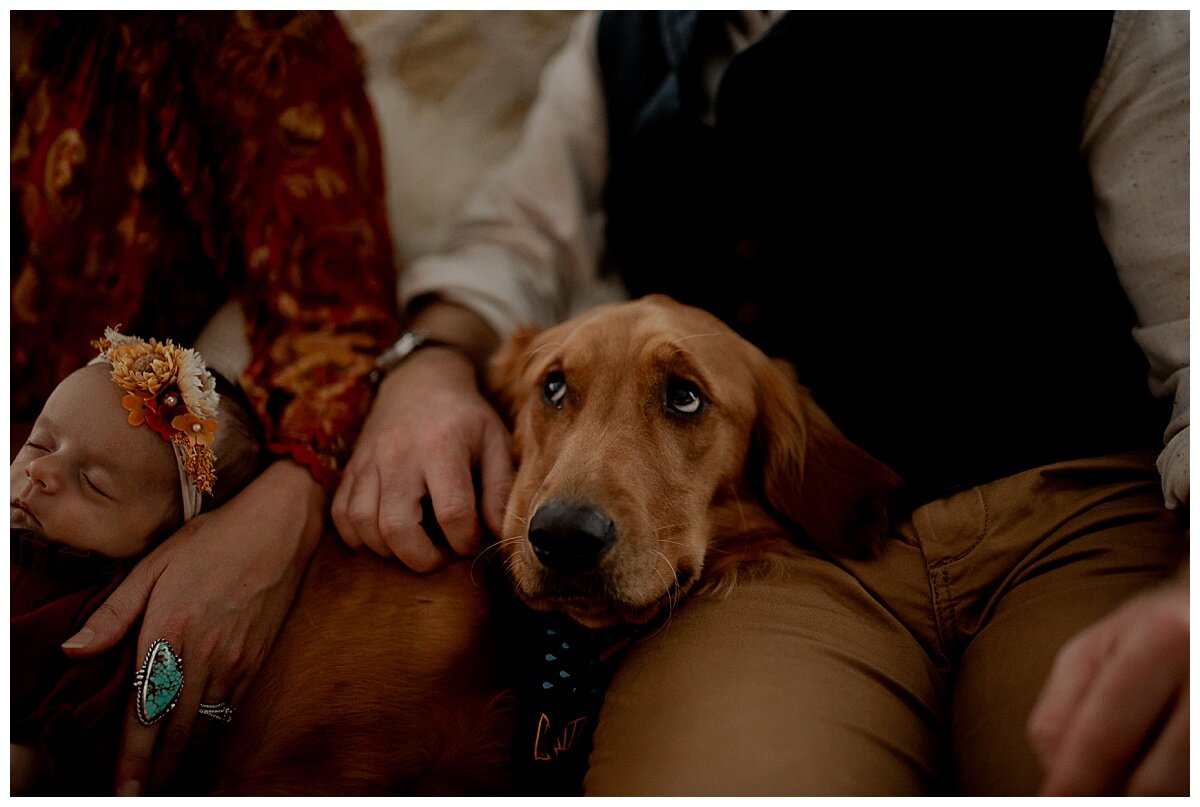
[204, 294, 899, 793]
[488, 295, 901, 628]
[210, 538, 514, 795]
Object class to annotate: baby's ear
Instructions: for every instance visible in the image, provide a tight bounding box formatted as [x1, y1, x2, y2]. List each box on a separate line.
[486, 324, 542, 428]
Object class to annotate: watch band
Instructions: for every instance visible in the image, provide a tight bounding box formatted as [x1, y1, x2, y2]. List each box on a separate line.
[368, 330, 467, 385]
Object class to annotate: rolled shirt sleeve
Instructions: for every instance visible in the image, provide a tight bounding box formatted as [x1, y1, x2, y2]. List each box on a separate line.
[400, 11, 614, 338]
[1082, 10, 1190, 509]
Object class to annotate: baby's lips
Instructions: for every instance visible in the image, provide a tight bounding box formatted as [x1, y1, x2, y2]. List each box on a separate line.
[11, 500, 43, 531]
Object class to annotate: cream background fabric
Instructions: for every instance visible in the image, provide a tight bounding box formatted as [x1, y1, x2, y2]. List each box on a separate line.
[338, 11, 582, 264]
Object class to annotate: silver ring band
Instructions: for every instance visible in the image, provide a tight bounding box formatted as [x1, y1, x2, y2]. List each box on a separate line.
[198, 701, 236, 723]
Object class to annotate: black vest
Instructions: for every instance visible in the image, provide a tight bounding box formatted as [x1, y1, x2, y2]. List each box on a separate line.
[598, 11, 1165, 505]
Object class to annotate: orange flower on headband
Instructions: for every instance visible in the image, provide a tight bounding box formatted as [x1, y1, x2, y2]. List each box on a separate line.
[171, 413, 218, 448]
[92, 327, 220, 496]
[123, 393, 149, 427]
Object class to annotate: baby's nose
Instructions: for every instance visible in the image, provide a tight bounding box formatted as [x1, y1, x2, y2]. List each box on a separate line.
[25, 454, 61, 493]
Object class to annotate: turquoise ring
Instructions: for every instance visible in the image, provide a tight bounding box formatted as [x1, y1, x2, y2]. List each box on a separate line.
[132, 639, 184, 726]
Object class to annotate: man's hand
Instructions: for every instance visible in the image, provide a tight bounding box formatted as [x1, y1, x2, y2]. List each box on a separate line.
[1028, 569, 1189, 795]
[332, 344, 513, 572]
[61, 460, 325, 795]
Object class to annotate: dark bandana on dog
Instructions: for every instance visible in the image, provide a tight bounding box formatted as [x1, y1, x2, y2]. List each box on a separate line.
[506, 608, 641, 795]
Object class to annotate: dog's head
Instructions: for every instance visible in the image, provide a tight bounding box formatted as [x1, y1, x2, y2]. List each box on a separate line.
[488, 295, 901, 628]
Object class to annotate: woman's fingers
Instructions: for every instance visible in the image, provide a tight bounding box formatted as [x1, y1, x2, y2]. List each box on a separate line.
[115, 633, 184, 796]
[147, 664, 205, 795]
[97, 461, 322, 794]
[114, 705, 156, 797]
[62, 551, 167, 657]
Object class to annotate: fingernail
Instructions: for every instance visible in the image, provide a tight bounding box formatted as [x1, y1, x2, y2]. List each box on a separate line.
[61, 628, 94, 650]
[117, 780, 142, 797]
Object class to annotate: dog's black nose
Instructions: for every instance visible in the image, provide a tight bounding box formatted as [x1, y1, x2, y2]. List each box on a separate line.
[528, 500, 616, 572]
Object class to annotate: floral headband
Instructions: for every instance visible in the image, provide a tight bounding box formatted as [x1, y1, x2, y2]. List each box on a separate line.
[89, 327, 220, 521]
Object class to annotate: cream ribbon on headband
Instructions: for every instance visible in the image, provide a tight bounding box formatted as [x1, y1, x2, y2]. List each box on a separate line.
[172, 440, 205, 521]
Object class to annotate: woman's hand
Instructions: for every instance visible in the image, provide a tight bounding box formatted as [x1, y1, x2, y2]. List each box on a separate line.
[61, 459, 325, 795]
[1028, 567, 1189, 795]
[332, 344, 513, 572]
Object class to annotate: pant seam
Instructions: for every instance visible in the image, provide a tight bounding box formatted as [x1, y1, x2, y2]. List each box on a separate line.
[929, 488, 990, 570]
[915, 506, 954, 660]
[926, 489, 989, 655]
[938, 564, 958, 656]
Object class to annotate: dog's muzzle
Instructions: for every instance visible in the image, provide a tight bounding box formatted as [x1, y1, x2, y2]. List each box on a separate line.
[527, 499, 616, 573]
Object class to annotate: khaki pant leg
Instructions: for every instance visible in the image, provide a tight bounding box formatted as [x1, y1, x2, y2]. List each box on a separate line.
[585, 546, 946, 796]
[943, 453, 1187, 795]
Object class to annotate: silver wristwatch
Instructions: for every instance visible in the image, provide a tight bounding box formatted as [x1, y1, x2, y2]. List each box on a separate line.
[368, 330, 432, 385]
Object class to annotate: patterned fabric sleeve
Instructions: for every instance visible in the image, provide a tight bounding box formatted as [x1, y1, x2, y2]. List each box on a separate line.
[190, 12, 401, 489]
[11, 12, 400, 490]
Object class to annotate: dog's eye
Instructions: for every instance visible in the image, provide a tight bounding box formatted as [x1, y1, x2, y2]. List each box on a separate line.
[542, 371, 567, 407]
[666, 378, 703, 415]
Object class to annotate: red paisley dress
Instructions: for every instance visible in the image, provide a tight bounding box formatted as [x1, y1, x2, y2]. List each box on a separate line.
[11, 11, 400, 489]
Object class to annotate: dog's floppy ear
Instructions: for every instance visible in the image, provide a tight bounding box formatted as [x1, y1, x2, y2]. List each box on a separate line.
[753, 359, 902, 557]
[485, 324, 542, 428]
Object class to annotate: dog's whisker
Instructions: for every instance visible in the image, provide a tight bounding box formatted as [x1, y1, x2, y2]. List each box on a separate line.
[478, 535, 521, 557]
[470, 536, 527, 585]
[643, 548, 679, 640]
[653, 540, 688, 549]
[503, 556, 525, 586]
[674, 331, 722, 343]
[646, 601, 673, 641]
[470, 542, 503, 581]
[649, 549, 672, 587]
[648, 555, 672, 607]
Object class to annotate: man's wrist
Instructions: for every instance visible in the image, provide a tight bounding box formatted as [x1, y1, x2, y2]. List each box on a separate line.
[403, 297, 501, 373]
[376, 343, 479, 403]
[369, 331, 478, 385]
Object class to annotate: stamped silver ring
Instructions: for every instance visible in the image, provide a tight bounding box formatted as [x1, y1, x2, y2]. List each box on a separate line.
[132, 639, 184, 726]
[198, 702, 236, 723]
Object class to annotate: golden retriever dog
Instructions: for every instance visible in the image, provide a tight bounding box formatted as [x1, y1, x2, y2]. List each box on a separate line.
[488, 294, 902, 629]
[201, 294, 899, 794]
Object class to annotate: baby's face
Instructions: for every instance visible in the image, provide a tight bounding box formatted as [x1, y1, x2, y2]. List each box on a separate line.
[10, 365, 181, 558]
